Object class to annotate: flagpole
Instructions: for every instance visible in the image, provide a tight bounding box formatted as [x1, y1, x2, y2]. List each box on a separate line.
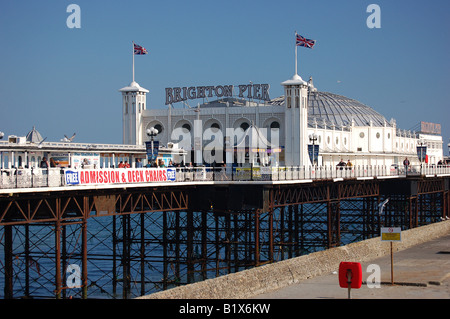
[132, 41, 135, 82]
[294, 31, 298, 75]
[295, 43, 298, 75]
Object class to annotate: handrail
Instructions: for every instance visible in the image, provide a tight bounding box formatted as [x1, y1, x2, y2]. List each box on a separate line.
[1, 164, 450, 190]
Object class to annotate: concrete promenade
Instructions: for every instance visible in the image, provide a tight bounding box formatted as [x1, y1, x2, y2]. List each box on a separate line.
[141, 220, 450, 300]
[254, 233, 450, 299]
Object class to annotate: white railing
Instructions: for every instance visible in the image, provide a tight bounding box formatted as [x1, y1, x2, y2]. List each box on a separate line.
[0, 167, 65, 189]
[1, 164, 449, 190]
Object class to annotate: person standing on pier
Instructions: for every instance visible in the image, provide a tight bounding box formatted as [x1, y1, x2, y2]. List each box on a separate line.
[40, 157, 49, 168]
[403, 157, 410, 171]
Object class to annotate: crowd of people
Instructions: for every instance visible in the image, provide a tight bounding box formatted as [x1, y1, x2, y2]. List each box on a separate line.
[34, 156, 450, 171]
[117, 159, 192, 169]
[37, 156, 196, 170]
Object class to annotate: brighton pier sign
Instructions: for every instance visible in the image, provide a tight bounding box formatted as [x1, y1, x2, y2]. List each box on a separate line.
[165, 83, 270, 105]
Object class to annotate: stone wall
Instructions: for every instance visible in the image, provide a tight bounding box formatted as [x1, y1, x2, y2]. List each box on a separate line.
[138, 219, 450, 299]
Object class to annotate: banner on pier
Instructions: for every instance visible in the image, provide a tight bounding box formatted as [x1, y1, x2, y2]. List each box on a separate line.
[64, 168, 176, 186]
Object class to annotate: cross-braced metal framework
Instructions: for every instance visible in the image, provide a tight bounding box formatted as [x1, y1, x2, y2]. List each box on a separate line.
[339, 197, 380, 245]
[0, 187, 189, 299]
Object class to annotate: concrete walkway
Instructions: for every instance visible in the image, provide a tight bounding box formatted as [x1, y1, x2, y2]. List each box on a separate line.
[253, 234, 450, 299]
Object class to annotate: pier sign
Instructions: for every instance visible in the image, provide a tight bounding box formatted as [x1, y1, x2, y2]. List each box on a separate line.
[65, 168, 176, 186]
[165, 83, 270, 105]
[380, 227, 402, 242]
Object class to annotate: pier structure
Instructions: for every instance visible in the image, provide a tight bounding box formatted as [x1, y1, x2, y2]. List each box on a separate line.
[1, 34, 447, 300]
[0, 166, 449, 299]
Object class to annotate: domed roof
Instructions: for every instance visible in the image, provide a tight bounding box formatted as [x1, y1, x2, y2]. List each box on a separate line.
[119, 81, 149, 93]
[307, 91, 390, 128]
[26, 126, 44, 144]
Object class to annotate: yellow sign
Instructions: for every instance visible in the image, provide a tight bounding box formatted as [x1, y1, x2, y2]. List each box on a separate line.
[380, 227, 402, 242]
[381, 233, 401, 241]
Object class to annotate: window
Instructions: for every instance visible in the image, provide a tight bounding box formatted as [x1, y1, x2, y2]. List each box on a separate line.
[154, 124, 163, 135]
[287, 89, 292, 108]
[359, 132, 365, 138]
[182, 123, 191, 133]
[270, 121, 280, 129]
[211, 123, 220, 132]
[240, 122, 250, 131]
[376, 132, 380, 139]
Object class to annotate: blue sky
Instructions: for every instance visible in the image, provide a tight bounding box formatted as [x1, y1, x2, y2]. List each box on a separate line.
[0, 0, 449, 153]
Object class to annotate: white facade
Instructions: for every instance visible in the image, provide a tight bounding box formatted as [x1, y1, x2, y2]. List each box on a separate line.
[120, 75, 444, 167]
[418, 133, 444, 164]
[119, 81, 149, 145]
[282, 74, 309, 166]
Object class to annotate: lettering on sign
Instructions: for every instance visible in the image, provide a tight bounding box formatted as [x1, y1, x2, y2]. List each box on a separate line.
[65, 168, 176, 186]
[420, 121, 441, 134]
[165, 84, 270, 105]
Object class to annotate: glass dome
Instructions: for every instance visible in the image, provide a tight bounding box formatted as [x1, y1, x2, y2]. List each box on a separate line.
[308, 91, 390, 128]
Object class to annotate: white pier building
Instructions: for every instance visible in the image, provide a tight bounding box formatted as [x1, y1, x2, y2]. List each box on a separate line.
[120, 73, 444, 167]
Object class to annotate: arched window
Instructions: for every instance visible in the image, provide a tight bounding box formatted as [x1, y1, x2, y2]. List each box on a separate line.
[240, 122, 250, 131]
[270, 121, 280, 129]
[182, 123, 191, 133]
[210, 122, 220, 132]
[154, 124, 163, 135]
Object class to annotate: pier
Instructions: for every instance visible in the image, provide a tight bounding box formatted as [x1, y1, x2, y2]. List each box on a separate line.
[0, 165, 449, 299]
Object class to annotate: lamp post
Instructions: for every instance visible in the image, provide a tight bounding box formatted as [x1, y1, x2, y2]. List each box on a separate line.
[309, 133, 318, 166]
[146, 127, 159, 165]
[417, 139, 426, 175]
[417, 139, 425, 162]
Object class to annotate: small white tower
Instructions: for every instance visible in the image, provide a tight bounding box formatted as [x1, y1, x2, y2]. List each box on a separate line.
[119, 81, 149, 145]
[282, 73, 309, 166]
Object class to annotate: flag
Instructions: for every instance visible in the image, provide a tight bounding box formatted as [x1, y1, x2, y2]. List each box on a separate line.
[134, 43, 148, 55]
[296, 33, 316, 49]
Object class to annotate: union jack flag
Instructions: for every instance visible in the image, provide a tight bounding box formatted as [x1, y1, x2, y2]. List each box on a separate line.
[134, 43, 148, 55]
[296, 33, 316, 49]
